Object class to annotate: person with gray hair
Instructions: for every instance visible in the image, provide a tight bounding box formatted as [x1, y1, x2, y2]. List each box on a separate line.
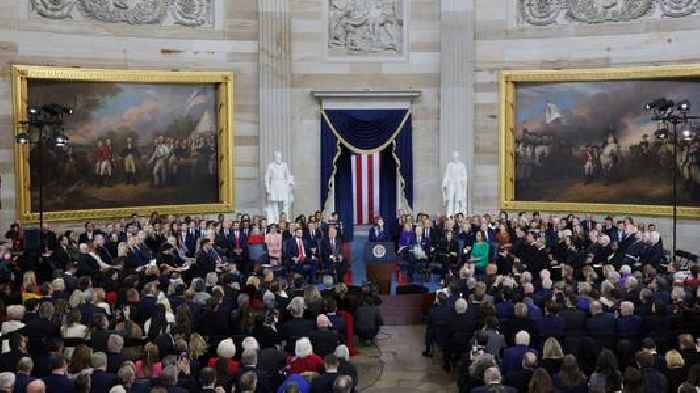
[240, 348, 258, 371]
[281, 297, 314, 353]
[334, 345, 358, 392]
[332, 375, 353, 393]
[615, 301, 641, 341]
[586, 300, 616, 349]
[91, 352, 118, 393]
[106, 335, 124, 374]
[470, 366, 517, 393]
[502, 331, 535, 375]
[26, 380, 45, 393]
[15, 356, 34, 393]
[503, 352, 538, 393]
[0, 372, 14, 393]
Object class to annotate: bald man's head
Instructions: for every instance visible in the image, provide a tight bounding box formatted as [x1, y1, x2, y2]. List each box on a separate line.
[27, 380, 45, 393]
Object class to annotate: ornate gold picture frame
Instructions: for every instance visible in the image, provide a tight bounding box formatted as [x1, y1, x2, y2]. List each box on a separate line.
[12, 65, 235, 222]
[499, 65, 700, 218]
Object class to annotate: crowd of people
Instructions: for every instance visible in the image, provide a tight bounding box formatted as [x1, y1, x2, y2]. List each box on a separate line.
[414, 211, 700, 393]
[0, 210, 383, 393]
[2, 207, 700, 393]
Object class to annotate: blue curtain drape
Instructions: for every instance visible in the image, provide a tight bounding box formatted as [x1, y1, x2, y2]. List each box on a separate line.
[320, 109, 413, 242]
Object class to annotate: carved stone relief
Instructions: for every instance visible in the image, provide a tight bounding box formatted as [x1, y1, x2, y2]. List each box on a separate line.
[327, 0, 406, 58]
[519, 0, 698, 26]
[30, 0, 214, 27]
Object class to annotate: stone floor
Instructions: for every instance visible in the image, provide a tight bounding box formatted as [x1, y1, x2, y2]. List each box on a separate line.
[353, 325, 457, 393]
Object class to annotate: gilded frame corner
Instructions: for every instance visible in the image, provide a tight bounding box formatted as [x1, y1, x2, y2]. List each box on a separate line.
[498, 65, 700, 219]
[11, 65, 236, 223]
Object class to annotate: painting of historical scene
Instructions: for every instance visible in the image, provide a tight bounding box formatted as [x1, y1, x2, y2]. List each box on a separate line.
[328, 0, 406, 58]
[514, 80, 700, 207]
[27, 80, 219, 212]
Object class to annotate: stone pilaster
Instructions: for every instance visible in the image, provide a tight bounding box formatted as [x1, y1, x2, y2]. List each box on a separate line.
[439, 0, 475, 213]
[258, 0, 291, 209]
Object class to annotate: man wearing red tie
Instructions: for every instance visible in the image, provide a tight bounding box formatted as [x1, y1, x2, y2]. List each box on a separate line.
[287, 228, 317, 283]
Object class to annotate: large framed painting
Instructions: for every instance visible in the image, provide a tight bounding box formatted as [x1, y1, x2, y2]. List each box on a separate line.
[499, 65, 700, 218]
[12, 65, 235, 222]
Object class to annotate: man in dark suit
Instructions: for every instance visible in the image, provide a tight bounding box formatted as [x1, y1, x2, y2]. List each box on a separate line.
[586, 300, 616, 350]
[505, 352, 538, 393]
[230, 221, 249, 275]
[368, 217, 389, 243]
[194, 239, 217, 280]
[14, 356, 35, 393]
[581, 215, 596, 234]
[93, 234, 113, 265]
[536, 301, 565, 343]
[178, 223, 197, 258]
[305, 222, 323, 249]
[311, 355, 340, 393]
[78, 222, 97, 245]
[43, 354, 75, 393]
[320, 227, 344, 283]
[215, 221, 233, 254]
[90, 352, 117, 393]
[472, 367, 517, 393]
[502, 331, 537, 375]
[21, 303, 59, 358]
[287, 228, 317, 283]
[560, 294, 587, 356]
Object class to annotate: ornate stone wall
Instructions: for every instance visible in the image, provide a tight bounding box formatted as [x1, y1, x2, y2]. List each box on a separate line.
[519, 0, 699, 26]
[0, 0, 259, 226]
[474, 0, 700, 253]
[30, 0, 214, 27]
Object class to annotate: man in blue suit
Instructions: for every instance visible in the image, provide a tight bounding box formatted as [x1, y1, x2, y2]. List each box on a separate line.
[90, 352, 117, 393]
[369, 217, 389, 243]
[502, 331, 538, 375]
[14, 357, 35, 393]
[586, 300, 616, 350]
[43, 354, 75, 393]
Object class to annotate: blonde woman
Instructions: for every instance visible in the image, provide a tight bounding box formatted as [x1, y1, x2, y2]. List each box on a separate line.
[134, 342, 162, 378]
[542, 337, 565, 375]
[665, 350, 686, 392]
[21, 272, 41, 302]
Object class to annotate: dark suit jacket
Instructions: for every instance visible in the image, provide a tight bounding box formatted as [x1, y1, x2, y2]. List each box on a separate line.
[471, 385, 517, 393]
[560, 307, 587, 337]
[21, 317, 59, 357]
[91, 370, 117, 393]
[310, 371, 339, 393]
[502, 345, 536, 375]
[615, 315, 642, 339]
[320, 237, 342, 265]
[286, 237, 314, 262]
[77, 253, 100, 277]
[44, 373, 75, 393]
[505, 368, 534, 393]
[13, 372, 34, 393]
[195, 250, 216, 278]
[369, 226, 389, 243]
[536, 314, 565, 340]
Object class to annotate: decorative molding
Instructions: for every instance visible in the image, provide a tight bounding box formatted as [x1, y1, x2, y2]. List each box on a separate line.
[519, 0, 698, 26]
[324, 0, 408, 61]
[30, 0, 214, 27]
[311, 90, 421, 99]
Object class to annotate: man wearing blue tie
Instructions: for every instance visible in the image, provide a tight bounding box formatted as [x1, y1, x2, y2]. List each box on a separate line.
[369, 217, 388, 242]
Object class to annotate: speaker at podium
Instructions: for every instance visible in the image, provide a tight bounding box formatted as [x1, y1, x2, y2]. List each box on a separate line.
[364, 242, 399, 295]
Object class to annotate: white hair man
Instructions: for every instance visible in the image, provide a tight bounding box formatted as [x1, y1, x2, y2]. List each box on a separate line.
[502, 331, 534, 375]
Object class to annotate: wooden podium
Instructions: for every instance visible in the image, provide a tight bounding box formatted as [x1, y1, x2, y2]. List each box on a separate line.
[364, 242, 399, 295]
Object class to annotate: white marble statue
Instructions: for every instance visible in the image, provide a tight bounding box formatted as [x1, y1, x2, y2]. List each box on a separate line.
[265, 151, 294, 224]
[442, 150, 469, 217]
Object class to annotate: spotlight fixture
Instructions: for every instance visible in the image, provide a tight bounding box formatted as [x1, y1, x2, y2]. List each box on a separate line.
[678, 100, 691, 112]
[681, 127, 694, 142]
[15, 133, 30, 144]
[645, 98, 674, 112]
[42, 103, 73, 116]
[655, 127, 669, 140]
[54, 131, 69, 147]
